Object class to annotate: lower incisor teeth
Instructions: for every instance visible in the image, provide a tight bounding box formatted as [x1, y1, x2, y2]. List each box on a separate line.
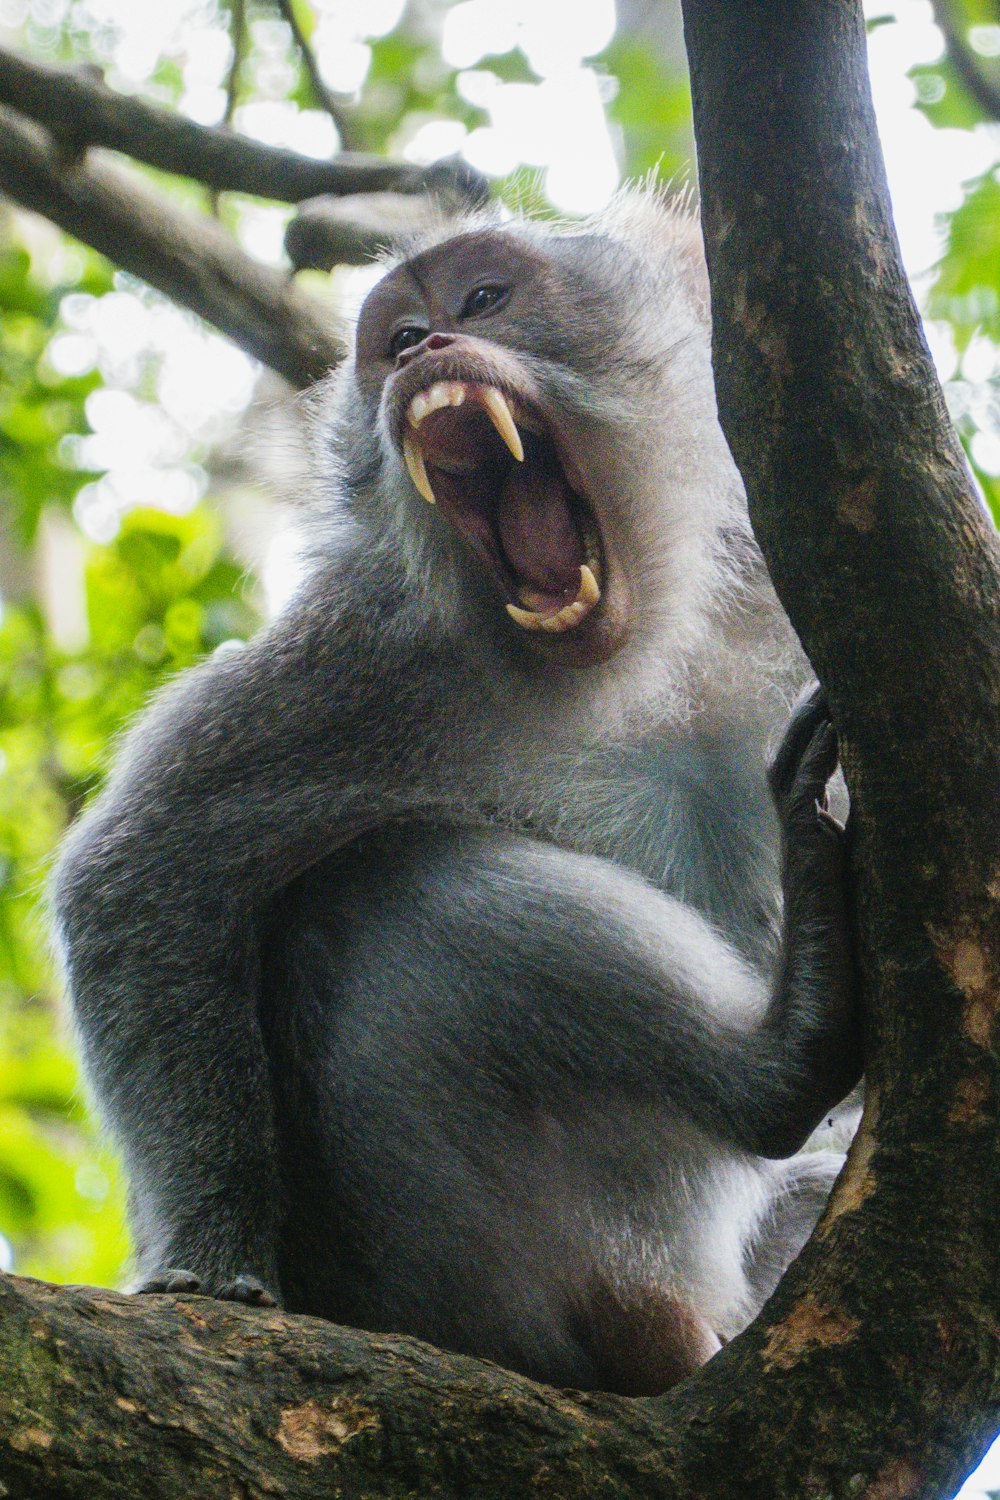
[506, 563, 602, 635]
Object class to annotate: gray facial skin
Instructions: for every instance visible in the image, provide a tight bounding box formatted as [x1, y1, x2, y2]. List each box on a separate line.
[53, 198, 861, 1397]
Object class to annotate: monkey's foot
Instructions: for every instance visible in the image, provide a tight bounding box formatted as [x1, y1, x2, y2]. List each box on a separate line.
[134, 1267, 202, 1295]
[134, 1268, 278, 1306]
[217, 1274, 278, 1307]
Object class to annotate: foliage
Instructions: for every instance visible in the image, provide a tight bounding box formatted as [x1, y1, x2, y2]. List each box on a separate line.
[0, 220, 258, 1285]
[908, 0, 1000, 525]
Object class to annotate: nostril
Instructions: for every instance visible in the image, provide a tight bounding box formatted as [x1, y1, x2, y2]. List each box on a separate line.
[396, 331, 456, 369]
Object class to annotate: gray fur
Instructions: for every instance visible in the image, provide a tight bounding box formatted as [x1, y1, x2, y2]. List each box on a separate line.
[53, 200, 860, 1394]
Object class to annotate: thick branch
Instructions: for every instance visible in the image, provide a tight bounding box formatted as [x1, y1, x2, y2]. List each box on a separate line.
[0, 1273, 672, 1500]
[677, 0, 1000, 1493]
[0, 45, 486, 207]
[0, 106, 344, 387]
[284, 190, 460, 270]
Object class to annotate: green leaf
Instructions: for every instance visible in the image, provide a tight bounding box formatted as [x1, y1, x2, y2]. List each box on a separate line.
[910, 60, 989, 130]
[930, 170, 1000, 346]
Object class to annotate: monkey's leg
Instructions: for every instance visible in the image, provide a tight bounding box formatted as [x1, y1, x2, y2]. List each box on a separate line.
[743, 1149, 846, 1308]
[264, 847, 770, 1392]
[262, 699, 859, 1387]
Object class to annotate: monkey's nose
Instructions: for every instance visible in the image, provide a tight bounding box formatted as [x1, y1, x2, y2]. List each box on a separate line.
[395, 332, 456, 369]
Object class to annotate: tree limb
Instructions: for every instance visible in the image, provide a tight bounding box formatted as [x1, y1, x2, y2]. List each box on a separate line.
[930, 0, 1000, 122]
[0, 45, 487, 207]
[284, 190, 463, 270]
[0, 107, 345, 386]
[271, 0, 363, 152]
[222, 0, 247, 130]
[0, 1273, 677, 1500]
[678, 0, 1000, 1492]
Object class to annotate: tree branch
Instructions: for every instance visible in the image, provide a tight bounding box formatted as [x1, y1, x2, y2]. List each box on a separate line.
[271, 0, 363, 153]
[930, 0, 1000, 122]
[678, 0, 1000, 1492]
[284, 189, 465, 270]
[0, 45, 487, 207]
[0, 107, 345, 387]
[223, 0, 248, 129]
[0, 1273, 671, 1499]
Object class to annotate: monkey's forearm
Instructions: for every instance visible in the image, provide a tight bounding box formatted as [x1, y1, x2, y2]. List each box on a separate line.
[55, 808, 284, 1291]
[53, 617, 402, 1289]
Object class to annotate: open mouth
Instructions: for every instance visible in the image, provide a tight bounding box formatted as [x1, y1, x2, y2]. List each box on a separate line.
[398, 380, 604, 636]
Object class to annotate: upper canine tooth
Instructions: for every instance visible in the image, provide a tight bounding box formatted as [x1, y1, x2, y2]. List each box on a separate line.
[402, 431, 436, 504]
[482, 388, 524, 462]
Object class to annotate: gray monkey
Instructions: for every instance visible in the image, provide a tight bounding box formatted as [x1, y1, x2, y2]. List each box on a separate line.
[54, 197, 861, 1396]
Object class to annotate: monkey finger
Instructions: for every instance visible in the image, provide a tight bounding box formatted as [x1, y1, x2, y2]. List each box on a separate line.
[767, 685, 834, 802]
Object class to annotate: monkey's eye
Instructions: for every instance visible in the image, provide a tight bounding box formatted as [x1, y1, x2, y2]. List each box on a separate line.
[461, 284, 508, 319]
[389, 325, 428, 359]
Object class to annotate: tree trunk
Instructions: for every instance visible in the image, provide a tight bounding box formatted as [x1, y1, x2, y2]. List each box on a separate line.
[1, 2, 997, 1496]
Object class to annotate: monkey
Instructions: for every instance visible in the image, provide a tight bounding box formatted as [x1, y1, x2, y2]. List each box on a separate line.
[53, 196, 861, 1397]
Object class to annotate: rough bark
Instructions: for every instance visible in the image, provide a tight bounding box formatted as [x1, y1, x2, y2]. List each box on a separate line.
[1, 1, 998, 1496]
[677, 0, 1000, 1490]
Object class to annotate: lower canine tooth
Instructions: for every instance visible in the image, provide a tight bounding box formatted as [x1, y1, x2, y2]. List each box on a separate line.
[402, 432, 436, 504]
[578, 564, 601, 607]
[506, 565, 601, 635]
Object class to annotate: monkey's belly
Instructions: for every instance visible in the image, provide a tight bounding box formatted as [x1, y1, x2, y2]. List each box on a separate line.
[261, 826, 803, 1393]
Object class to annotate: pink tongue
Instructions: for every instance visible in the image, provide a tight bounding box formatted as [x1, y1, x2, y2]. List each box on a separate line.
[497, 463, 583, 600]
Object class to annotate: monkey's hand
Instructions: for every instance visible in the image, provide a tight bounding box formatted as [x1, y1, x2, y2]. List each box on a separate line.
[134, 1268, 279, 1307]
[756, 686, 862, 1156]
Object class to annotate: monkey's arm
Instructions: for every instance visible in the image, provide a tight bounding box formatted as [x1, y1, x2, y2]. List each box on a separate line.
[276, 693, 860, 1174]
[53, 583, 434, 1301]
[505, 689, 858, 1156]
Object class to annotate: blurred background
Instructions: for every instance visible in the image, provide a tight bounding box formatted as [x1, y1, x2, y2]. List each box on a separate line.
[0, 0, 998, 1490]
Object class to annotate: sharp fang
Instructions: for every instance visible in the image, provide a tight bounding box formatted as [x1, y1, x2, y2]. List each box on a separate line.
[578, 564, 601, 607]
[482, 388, 524, 462]
[402, 431, 436, 504]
